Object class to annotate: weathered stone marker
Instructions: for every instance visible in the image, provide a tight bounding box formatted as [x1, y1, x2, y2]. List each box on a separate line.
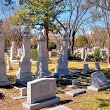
[82, 63, 90, 74]
[94, 62, 101, 71]
[0, 20, 10, 86]
[10, 41, 16, 61]
[22, 78, 60, 110]
[87, 71, 110, 91]
[16, 26, 33, 84]
[36, 29, 50, 78]
[54, 31, 70, 77]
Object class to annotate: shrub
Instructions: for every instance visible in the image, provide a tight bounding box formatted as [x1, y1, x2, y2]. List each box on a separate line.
[48, 40, 56, 51]
[68, 53, 81, 60]
[93, 48, 101, 61]
[30, 49, 38, 61]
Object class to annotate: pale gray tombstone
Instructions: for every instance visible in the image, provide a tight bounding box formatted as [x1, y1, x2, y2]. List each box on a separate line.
[0, 20, 10, 86]
[82, 63, 90, 74]
[81, 48, 85, 60]
[36, 28, 50, 78]
[7, 54, 13, 70]
[65, 89, 86, 97]
[22, 78, 60, 110]
[16, 26, 33, 84]
[54, 31, 70, 77]
[95, 62, 101, 71]
[10, 41, 16, 61]
[87, 71, 110, 91]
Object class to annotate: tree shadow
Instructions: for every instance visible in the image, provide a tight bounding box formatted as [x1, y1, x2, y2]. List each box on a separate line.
[96, 98, 110, 108]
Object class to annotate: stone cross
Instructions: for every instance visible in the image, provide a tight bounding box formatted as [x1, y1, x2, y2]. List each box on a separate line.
[0, 20, 10, 86]
[16, 26, 33, 84]
[36, 28, 50, 78]
[54, 31, 70, 77]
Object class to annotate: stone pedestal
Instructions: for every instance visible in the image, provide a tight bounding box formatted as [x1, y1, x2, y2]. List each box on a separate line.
[36, 29, 50, 78]
[16, 26, 33, 84]
[10, 41, 16, 61]
[0, 20, 10, 86]
[54, 32, 70, 77]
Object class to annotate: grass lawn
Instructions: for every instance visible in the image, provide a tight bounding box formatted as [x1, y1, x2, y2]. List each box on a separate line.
[0, 56, 110, 110]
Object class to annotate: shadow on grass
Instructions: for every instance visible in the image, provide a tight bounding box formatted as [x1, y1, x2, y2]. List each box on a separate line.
[46, 100, 72, 108]
[96, 98, 110, 108]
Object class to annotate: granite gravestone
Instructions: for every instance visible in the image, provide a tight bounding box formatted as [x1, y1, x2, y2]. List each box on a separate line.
[10, 41, 16, 61]
[0, 20, 10, 86]
[95, 62, 101, 71]
[54, 31, 70, 77]
[16, 26, 33, 84]
[36, 29, 50, 78]
[87, 71, 110, 91]
[22, 78, 60, 110]
[82, 63, 90, 74]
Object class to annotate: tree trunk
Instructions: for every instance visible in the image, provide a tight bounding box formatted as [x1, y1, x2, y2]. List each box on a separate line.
[71, 31, 76, 54]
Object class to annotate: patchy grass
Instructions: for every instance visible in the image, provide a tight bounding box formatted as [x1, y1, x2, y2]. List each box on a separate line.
[0, 56, 110, 110]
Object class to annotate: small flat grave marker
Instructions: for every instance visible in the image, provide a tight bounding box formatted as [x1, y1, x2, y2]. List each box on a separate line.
[65, 89, 86, 97]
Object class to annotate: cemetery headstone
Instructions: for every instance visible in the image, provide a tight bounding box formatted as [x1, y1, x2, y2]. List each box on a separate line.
[0, 20, 10, 86]
[54, 31, 70, 77]
[7, 54, 13, 70]
[36, 28, 50, 78]
[10, 41, 16, 61]
[87, 71, 110, 91]
[82, 63, 90, 74]
[95, 62, 101, 71]
[22, 78, 60, 110]
[16, 26, 33, 84]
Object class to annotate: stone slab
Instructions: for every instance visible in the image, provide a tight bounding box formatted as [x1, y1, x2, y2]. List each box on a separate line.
[65, 89, 86, 97]
[48, 105, 72, 110]
[87, 83, 110, 91]
[22, 96, 60, 110]
[12, 96, 27, 100]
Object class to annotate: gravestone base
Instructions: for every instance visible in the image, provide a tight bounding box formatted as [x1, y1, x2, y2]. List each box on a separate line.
[16, 71, 33, 84]
[22, 96, 60, 110]
[0, 73, 10, 86]
[54, 67, 69, 78]
[87, 83, 110, 91]
[36, 71, 51, 78]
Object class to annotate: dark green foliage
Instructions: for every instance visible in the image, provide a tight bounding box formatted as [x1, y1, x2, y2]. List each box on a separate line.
[93, 48, 101, 61]
[31, 44, 37, 49]
[30, 49, 38, 61]
[48, 40, 56, 51]
[87, 54, 94, 61]
[68, 53, 81, 60]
